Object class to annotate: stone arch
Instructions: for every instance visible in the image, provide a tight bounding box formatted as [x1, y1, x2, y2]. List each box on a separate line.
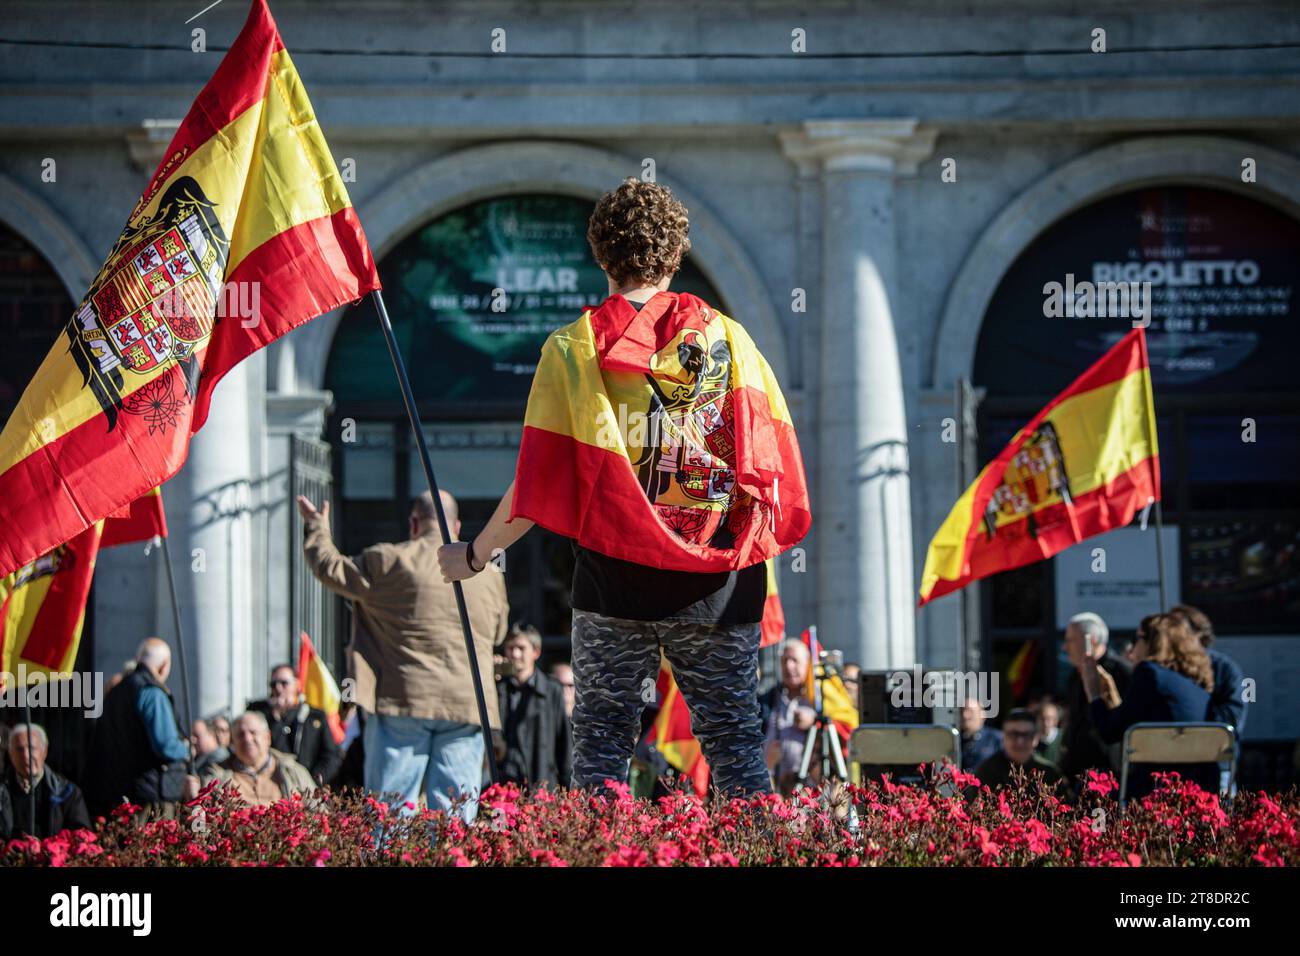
[932, 135, 1300, 389]
[284, 140, 788, 391]
[0, 170, 98, 299]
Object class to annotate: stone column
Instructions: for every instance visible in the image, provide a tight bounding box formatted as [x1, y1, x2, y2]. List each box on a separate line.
[169, 354, 263, 720]
[780, 120, 936, 671]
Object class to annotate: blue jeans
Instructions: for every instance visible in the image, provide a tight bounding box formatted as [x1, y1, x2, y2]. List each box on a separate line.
[363, 714, 485, 823]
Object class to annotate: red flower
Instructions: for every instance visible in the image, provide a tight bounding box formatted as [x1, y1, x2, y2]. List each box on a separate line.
[1086, 770, 1117, 795]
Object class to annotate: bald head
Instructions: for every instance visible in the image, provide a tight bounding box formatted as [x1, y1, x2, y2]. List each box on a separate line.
[136, 637, 172, 682]
[410, 490, 460, 540]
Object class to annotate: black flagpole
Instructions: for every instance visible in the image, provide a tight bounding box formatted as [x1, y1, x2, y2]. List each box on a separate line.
[1153, 497, 1168, 613]
[157, 519, 196, 777]
[23, 700, 36, 834]
[370, 289, 499, 784]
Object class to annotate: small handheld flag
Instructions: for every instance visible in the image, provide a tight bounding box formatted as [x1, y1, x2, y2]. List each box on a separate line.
[297, 631, 345, 745]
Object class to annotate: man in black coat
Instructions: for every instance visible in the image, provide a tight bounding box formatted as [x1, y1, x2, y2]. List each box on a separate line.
[247, 663, 342, 786]
[1060, 612, 1133, 784]
[496, 624, 572, 789]
[974, 709, 1063, 791]
[1, 723, 91, 838]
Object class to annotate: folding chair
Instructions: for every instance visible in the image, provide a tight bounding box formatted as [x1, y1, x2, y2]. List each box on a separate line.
[1119, 722, 1237, 811]
[850, 724, 961, 790]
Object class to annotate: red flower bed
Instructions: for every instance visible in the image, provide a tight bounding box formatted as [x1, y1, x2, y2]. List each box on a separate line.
[3, 769, 1295, 867]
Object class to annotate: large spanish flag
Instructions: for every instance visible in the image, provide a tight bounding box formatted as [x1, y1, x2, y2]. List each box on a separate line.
[0, 0, 379, 577]
[918, 328, 1160, 606]
[1, 488, 168, 679]
[510, 292, 810, 572]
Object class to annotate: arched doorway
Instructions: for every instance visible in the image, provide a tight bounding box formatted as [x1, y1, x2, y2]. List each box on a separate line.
[323, 193, 729, 654]
[0, 222, 91, 777]
[971, 185, 1300, 716]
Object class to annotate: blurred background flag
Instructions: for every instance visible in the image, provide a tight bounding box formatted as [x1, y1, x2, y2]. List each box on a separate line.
[0, 0, 380, 578]
[647, 657, 710, 797]
[760, 557, 785, 648]
[800, 626, 858, 743]
[1, 488, 168, 679]
[297, 631, 345, 745]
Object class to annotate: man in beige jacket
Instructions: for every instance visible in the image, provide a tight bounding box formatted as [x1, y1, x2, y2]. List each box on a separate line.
[297, 490, 507, 822]
[197, 711, 317, 807]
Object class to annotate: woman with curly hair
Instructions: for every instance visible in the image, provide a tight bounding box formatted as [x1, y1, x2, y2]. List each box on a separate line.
[1078, 612, 1218, 798]
[438, 177, 811, 797]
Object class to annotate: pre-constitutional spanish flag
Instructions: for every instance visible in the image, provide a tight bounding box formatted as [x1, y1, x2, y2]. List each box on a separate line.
[297, 631, 345, 745]
[0, 0, 379, 577]
[918, 327, 1159, 606]
[510, 292, 810, 572]
[1, 488, 167, 678]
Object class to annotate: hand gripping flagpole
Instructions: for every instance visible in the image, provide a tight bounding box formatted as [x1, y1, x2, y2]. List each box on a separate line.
[370, 290, 499, 784]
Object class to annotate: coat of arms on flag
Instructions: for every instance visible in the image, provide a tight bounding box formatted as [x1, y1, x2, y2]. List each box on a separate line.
[0, 0, 381, 579]
[919, 327, 1160, 605]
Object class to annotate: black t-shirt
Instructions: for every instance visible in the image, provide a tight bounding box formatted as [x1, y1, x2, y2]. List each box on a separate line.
[568, 296, 767, 625]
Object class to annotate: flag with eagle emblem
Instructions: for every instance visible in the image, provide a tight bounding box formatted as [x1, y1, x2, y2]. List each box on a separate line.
[0, 0, 379, 577]
[510, 291, 810, 572]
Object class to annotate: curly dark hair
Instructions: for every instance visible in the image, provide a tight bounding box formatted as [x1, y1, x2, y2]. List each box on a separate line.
[586, 177, 691, 286]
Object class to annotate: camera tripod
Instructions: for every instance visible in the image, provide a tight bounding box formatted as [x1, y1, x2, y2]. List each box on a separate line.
[794, 656, 859, 833]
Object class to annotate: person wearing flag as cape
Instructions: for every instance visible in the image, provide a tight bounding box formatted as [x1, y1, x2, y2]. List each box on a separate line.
[438, 178, 811, 797]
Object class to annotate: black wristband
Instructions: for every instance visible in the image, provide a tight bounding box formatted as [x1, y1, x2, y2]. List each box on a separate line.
[466, 539, 485, 573]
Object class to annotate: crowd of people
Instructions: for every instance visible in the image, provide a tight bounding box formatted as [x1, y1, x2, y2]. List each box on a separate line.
[0, 179, 1260, 845]
[0, 496, 1255, 843]
[0, 515, 1256, 842]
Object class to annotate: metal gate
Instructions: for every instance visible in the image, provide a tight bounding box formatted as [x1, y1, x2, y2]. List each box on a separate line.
[288, 435, 339, 671]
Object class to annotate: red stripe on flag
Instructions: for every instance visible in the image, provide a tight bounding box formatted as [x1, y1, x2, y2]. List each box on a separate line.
[760, 591, 785, 648]
[100, 489, 168, 548]
[0, 364, 194, 576]
[922, 453, 1160, 606]
[193, 206, 380, 431]
[135, 0, 284, 218]
[15, 523, 101, 669]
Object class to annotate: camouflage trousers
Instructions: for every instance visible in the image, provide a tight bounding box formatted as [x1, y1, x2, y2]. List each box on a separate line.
[570, 609, 772, 797]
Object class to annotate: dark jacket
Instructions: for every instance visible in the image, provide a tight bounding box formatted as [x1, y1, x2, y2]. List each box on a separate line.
[496, 670, 572, 789]
[973, 750, 1062, 791]
[961, 728, 1003, 771]
[1089, 660, 1217, 798]
[247, 700, 342, 785]
[1061, 648, 1134, 779]
[0, 765, 92, 839]
[84, 667, 189, 809]
[1206, 648, 1247, 736]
